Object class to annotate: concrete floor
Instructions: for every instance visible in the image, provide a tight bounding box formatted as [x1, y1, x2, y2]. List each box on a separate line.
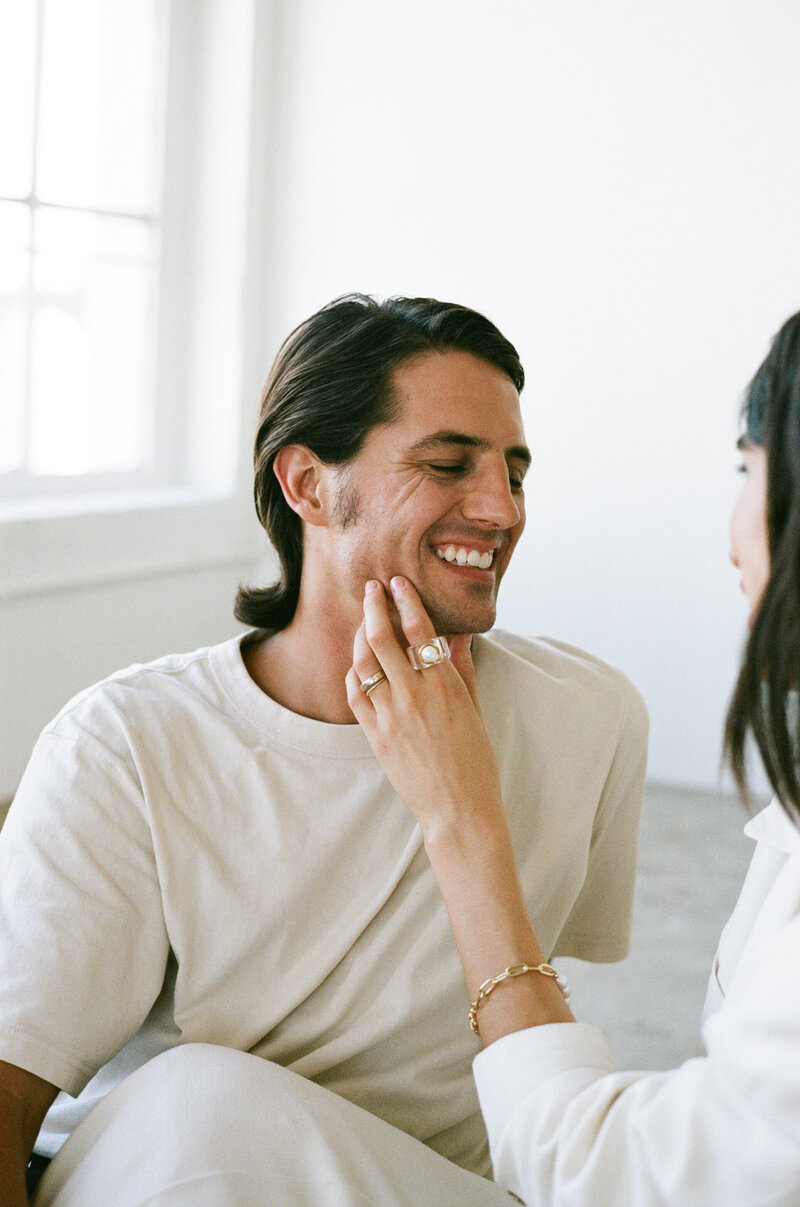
[559, 782, 759, 1070]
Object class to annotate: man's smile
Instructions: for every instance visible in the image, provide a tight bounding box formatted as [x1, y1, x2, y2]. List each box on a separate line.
[434, 544, 496, 570]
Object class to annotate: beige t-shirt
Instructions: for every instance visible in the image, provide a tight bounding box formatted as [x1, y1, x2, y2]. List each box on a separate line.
[0, 631, 647, 1174]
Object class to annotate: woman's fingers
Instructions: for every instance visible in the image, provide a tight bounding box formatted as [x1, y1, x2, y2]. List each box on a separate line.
[360, 576, 477, 701]
[386, 577, 478, 701]
[387, 576, 437, 648]
[348, 620, 390, 717]
[356, 577, 478, 714]
[361, 579, 426, 681]
[346, 664, 374, 724]
[352, 617, 383, 680]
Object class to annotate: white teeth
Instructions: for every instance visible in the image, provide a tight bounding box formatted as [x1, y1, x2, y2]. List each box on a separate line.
[436, 546, 494, 569]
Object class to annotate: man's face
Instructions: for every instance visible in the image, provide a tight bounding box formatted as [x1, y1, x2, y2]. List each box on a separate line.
[325, 349, 529, 635]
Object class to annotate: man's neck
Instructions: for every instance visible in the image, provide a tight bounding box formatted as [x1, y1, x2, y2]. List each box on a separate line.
[243, 608, 358, 724]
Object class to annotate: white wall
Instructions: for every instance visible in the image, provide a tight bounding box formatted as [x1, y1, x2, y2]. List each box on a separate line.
[4, 1, 799, 798]
[256, 0, 800, 790]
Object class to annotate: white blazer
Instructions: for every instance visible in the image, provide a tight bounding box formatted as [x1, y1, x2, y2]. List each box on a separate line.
[474, 800, 800, 1207]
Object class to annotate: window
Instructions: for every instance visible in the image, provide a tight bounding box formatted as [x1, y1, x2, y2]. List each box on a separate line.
[0, 0, 265, 596]
[0, 0, 168, 494]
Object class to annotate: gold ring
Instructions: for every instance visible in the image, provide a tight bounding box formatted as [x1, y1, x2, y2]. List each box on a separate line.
[406, 636, 451, 670]
[359, 670, 387, 697]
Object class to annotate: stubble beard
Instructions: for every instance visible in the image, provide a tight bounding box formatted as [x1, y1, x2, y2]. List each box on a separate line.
[333, 477, 360, 530]
[416, 581, 498, 637]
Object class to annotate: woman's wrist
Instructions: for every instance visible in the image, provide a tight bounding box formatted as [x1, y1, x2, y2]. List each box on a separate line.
[469, 962, 575, 1045]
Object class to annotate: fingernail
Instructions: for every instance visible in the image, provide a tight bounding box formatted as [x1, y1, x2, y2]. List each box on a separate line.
[390, 576, 407, 595]
[365, 580, 380, 595]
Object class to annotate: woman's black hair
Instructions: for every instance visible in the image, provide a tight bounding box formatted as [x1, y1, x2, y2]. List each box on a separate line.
[724, 311, 800, 821]
[234, 294, 524, 633]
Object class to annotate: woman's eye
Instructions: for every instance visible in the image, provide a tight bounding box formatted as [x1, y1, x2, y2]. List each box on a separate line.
[736, 463, 747, 475]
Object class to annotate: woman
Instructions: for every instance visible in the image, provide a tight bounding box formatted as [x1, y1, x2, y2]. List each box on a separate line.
[347, 312, 800, 1206]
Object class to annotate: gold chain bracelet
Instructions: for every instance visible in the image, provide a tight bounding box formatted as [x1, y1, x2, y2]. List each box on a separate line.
[468, 962, 571, 1037]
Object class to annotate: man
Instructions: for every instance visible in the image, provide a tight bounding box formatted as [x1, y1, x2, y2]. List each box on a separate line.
[0, 295, 647, 1205]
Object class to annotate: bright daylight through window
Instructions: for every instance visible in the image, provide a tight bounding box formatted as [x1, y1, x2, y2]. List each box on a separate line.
[0, 0, 167, 494]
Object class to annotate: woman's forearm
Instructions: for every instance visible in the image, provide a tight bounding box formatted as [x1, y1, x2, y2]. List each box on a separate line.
[422, 811, 575, 1045]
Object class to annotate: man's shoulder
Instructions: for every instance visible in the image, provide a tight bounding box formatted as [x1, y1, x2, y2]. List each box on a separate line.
[45, 634, 242, 742]
[475, 629, 630, 683]
[474, 630, 648, 729]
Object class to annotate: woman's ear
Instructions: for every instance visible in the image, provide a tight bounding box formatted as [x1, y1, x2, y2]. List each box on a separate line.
[273, 445, 330, 527]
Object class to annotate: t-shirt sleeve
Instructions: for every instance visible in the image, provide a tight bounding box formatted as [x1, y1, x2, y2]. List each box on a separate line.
[0, 728, 170, 1095]
[552, 674, 649, 961]
[474, 912, 800, 1206]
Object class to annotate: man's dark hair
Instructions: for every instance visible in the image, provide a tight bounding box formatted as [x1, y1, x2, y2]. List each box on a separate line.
[234, 293, 524, 633]
[724, 311, 800, 822]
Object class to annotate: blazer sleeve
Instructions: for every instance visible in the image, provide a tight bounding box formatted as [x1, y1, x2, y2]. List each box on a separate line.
[473, 910, 800, 1207]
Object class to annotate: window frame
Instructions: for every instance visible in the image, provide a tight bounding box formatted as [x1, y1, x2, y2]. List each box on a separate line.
[1, 0, 170, 494]
[0, 0, 269, 600]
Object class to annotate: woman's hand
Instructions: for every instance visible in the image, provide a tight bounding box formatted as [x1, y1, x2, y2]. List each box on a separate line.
[345, 576, 504, 844]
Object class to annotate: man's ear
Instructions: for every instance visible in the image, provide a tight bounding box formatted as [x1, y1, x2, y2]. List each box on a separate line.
[273, 445, 330, 528]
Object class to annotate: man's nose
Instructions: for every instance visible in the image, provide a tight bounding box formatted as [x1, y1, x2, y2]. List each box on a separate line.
[461, 465, 522, 528]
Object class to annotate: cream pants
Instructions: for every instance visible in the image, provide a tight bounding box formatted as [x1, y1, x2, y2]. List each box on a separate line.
[35, 1044, 516, 1206]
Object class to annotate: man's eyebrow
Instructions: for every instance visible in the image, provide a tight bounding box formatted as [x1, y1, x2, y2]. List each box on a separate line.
[407, 431, 532, 468]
